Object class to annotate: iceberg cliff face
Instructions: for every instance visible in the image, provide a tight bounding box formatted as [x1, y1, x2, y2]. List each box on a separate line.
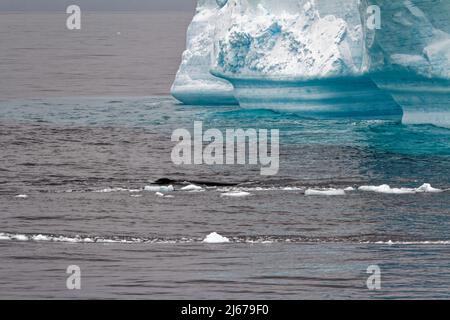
[171, 0, 237, 105]
[172, 0, 450, 127]
[366, 0, 450, 128]
[209, 0, 400, 119]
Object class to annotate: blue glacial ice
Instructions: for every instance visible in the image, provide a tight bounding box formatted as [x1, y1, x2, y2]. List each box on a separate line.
[172, 0, 450, 127]
[367, 0, 450, 128]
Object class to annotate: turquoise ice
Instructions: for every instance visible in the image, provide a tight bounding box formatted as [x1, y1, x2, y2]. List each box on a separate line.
[172, 0, 450, 127]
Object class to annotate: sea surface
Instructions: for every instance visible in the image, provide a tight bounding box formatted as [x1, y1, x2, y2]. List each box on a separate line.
[0, 12, 450, 300]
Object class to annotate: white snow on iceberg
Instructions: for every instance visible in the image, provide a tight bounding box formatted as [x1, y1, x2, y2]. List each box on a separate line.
[171, 0, 237, 105]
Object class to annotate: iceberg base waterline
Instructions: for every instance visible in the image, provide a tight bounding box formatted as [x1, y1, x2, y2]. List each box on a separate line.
[217, 75, 403, 120]
[372, 73, 450, 128]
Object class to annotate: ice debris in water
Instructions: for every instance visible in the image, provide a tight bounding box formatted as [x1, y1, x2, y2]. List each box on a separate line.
[358, 183, 443, 194]
[15, 194, 28, 198]
[181, 184, 204, 191]
[94, 187, 128, 193]
[220, 191, 251, 197]
[203, 232, 230, 244]
[144, 185, 174, 193]
[305, 189, 346, 196]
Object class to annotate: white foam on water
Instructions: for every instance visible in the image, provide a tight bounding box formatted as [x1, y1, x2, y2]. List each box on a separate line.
[305, 188, 346, 196]
[203, 232, 230, 244]
[220, 191, 252, 197]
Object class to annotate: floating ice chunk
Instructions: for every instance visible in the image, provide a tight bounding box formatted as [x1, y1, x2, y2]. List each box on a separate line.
[220, 191, 251, 197]
[344, 187, 355, 191]
[12, 234, 28, 241]
[359, 183, 443, 194]
[203, 232, 230, 244]
[415, 183, 443, 193]
[144, 185, 174, 192]
[305, 189, 346, 196]
[358, 185, 416, 194]
[155, 192, 164, 197]
[181, 184, 204, 191]
[32, 234, 51, 241]
[15, 194, 28, 198]
[94, 187, 127, 193]
[0, 233, 11, 240]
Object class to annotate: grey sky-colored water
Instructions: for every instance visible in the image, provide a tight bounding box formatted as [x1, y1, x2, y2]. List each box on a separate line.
[0, 0, 197, 12]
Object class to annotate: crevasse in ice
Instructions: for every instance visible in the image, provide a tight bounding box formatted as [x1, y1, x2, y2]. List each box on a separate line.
[172, 0, 450, 127]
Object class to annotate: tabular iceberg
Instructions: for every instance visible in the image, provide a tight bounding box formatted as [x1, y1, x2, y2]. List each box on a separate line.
[172, 0, 450, 127]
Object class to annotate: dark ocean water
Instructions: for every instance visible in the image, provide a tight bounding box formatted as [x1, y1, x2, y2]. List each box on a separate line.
[0, 13, 449, 299]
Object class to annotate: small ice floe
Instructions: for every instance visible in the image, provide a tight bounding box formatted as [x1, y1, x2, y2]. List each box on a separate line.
[181, 184, 204, 191]
[32, 234, 51, 241]
[415, 183, 443, 193]
[14, 194, 28, 199]
[220, 191, 251, 198]
[305, 189, 346, 196]
[359, 183, 443, 194]
[155, 192, 174, 198]
[344, 187, 355, 191]
[94, 187, 128, 193]
[358, 184, 415, 194]
[203, 232, 230, 244]
[130, 194, 142, 198]
[11, 234, 29, 241]
[282, 187, 304, 191]
[0, 233, 11, 240]
[128, 189, 142, 193]
[144, 185, 174, 193]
